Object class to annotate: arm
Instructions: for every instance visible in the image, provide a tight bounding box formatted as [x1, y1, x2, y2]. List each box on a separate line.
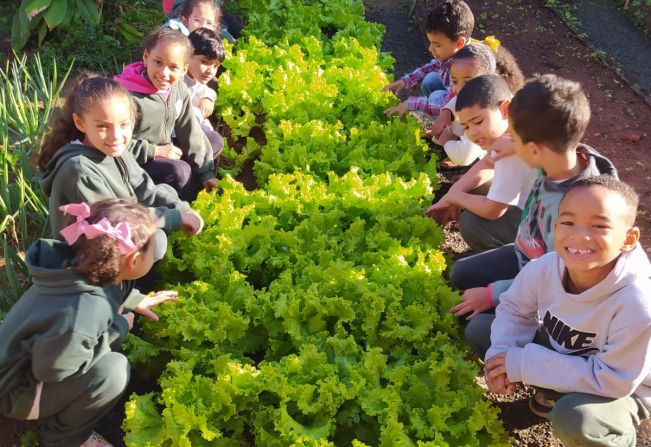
[401, 60, 443, 88]
[506, 320, 651, 398]
[173, 82, 216, 183]
[445, 189, 510, 220]
[406, 89, 449, 116]
[128, 138, 157, 165]
[123, 153, 189, 233]
[448, 155, 495, 194]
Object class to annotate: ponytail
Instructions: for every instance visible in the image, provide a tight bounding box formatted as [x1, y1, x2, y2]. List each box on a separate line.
[38, 73, 136, 172]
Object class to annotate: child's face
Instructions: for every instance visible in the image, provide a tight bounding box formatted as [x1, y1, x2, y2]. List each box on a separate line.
[188, 55, 220, 84]
[458, 103, 509, 148]
[450, 60, 483, 95]
[72, 96, 133, 157]
[555, 186, 639, 291]
[508, 120, 541, 168]
[182, 4, 218, 32]
[143, 42, 189, 90]
[426, 32, 464, 61]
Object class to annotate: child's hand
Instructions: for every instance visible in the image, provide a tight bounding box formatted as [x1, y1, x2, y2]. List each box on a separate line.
[384, 101, 409, 118]
[133, 290, 178, 322]
[436, 126, 454, 145]
[198, 97, 215, 119]
[381, 79, 406, 95]
[484, 353, 515, 395]
[181, 210, 204, 235]
[429, 109, 453, 140]
[202, 177, 219, 193]
[155, 144, 183, 160]
[425, 198, 460, 225]
[450, 286, 494, 319]
[486, 134, 515, 161]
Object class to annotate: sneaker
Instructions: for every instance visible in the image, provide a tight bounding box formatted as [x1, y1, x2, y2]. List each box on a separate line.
[528, 388, 564, 417]
[80, 431, 114, 447]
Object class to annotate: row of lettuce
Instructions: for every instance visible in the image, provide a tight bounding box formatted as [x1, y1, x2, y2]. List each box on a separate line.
[123, 0, 509, 445]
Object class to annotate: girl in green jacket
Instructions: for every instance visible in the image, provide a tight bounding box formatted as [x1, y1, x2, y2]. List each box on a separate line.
[0, 199, 177, 447]
[38, 74, 204, 260]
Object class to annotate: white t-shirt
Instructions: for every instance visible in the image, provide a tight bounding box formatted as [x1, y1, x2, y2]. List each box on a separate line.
[487, 155, 537, 209]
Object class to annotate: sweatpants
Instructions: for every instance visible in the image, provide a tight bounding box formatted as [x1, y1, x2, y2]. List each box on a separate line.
[458, 206, 522, 253]
[2, 352, 130, 447]
[469, 316, 649, 446]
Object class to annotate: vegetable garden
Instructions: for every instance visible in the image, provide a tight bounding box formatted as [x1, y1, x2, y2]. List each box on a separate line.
[116, 1, 509, 445]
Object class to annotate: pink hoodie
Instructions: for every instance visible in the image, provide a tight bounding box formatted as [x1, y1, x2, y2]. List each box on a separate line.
[114, 62, 158, 95]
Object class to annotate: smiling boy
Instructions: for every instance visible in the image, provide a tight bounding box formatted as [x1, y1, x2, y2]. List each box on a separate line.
[484, 175, 651, 446]
[382, 0, 474, 118]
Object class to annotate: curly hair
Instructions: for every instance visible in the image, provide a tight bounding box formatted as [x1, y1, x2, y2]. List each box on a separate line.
[425, 0, 474, 41]
[69, 199, 157, 285]
[563, 175, 638, 226]
[38, 73, 136, 172]
[143, 27, 194, 63]
[494, 45, 524, 93]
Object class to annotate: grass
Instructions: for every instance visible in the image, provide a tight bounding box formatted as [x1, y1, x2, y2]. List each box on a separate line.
[0, 54, 72, 318]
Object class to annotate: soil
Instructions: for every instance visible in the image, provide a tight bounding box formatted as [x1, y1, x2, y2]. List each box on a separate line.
[368, 0, 651, 445]
[1, 0, 651, 446]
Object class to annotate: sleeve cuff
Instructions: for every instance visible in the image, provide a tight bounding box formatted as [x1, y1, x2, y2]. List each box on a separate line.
[123, 288, 147, 312]
[163, 208, 183, 233]
[505, 347, 525, 383]
[491, 279, 513, 305]
[406, 96, 419, 111]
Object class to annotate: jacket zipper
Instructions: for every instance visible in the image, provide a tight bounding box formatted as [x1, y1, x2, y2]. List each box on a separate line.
[115, 156, 137, 200]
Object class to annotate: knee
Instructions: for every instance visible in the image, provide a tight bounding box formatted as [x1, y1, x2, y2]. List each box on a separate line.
[170, 161, 192, 190]
[96, 353, 130, 401]
[464, 314, 493, 358]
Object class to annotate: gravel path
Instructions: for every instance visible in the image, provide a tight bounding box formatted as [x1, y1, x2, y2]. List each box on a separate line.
[562, 0, 651, 97]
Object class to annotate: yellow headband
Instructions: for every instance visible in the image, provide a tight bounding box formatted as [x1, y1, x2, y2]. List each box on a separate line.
[482, 35, 501, 53]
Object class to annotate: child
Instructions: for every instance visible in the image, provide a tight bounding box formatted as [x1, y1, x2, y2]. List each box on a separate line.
[0, 199, 178, 447]
[431, 43, 524, 167]
[451, 74, 617, 328]
[164, 0, 237, 43]
[484, 176, 651, 446]
[186, 27, 225, 161]
[115, 27, 220, 200]
[38, 73, 204, 257]
[426, 74, 537, 254]
[383, 0, 474, 118]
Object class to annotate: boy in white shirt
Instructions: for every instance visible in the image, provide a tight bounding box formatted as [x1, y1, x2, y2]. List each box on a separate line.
[484, 175, 651, 446]
[427, 74, 536, 254]
[185, 27, 225, 161]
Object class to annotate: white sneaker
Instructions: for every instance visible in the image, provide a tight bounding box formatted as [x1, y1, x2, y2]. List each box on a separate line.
[80, 431, 114, 447]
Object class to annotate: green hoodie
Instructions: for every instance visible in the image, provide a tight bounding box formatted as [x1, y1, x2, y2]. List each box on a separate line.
[127, 79, 216, 183]
[40, 142, 190, 238]
[0, 240, 132, 419]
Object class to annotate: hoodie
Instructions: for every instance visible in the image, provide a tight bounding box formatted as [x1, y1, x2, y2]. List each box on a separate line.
[0, 240, 132, 419]
[114, 62, 216, 183]
[490, 144, 617, 302]
[486, 245, 651, 410]
[39, 142, 190, 238]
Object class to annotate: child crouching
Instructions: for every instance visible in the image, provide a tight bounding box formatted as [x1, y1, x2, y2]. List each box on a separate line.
[0, 199, 177, 447]
[484, 176, 651, 446]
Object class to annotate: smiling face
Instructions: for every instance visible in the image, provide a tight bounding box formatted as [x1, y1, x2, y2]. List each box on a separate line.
[426, 31, 464, 62]
[143, 41, 189, 90]
[182, 3, 218, 32]
[450, 59, 484, 95]
[458, 102, 509, 148]
[188, 55, 220, 84]
[555, 185, 639, 292]
[73, 95, 134, 157]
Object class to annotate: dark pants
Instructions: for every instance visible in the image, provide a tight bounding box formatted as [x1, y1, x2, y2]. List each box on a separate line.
[459, 206, 522, 254]
[35, 352, 129, 447]
[450, 243, 520, 290]
[143, 158, 192, 191]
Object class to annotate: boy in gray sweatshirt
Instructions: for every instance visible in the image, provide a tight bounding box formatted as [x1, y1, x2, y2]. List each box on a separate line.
[484, 175, 651, 446]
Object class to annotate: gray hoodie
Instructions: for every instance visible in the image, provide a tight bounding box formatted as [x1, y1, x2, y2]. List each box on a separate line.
[487, 244, 651, 409]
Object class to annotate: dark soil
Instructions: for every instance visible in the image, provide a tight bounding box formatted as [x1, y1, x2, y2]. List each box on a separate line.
[369, 0, 651, 445]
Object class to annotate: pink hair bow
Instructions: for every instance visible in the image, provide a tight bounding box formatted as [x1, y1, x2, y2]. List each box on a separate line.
[59, 203, 137, 254]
